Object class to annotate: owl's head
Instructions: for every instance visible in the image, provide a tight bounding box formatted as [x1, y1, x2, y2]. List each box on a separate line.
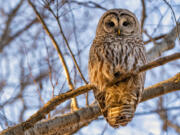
[96, 9, 140, 37]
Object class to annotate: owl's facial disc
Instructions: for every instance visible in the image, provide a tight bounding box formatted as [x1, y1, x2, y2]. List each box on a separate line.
[119, 14, 137, 36]
[96, 9, 140, 36]
[103, 14, 118, 34]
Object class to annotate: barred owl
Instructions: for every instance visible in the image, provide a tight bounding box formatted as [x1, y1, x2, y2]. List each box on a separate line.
[88, 9, 147, 128]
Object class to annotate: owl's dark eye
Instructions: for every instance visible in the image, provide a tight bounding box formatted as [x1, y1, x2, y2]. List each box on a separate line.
[107, 21, 115, 27]
[123, 21, 130, 26]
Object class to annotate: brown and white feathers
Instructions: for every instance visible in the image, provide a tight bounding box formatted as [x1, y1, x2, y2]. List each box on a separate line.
[88, 9, 147, 128]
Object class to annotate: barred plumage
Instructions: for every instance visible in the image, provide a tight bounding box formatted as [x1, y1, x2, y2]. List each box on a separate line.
[88, 9, 147, 128]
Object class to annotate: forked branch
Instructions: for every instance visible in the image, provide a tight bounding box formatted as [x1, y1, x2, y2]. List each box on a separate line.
[24, 73, 180, 135]
[27, 0, 79, 110]
[1, 51, 180, 135]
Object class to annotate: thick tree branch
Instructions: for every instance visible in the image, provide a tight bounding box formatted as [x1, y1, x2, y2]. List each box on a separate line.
[0, 85, 94, 135]
[141, 73, 180, 102]
[25, 106, 100, 135]
[23, 73, 180, 135]
[1, 52, 180, 135]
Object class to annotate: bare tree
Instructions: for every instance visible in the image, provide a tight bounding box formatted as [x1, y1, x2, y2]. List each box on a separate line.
[0, 0, 180, 135]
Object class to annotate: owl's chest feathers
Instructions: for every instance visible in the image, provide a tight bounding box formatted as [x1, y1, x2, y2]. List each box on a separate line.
[93, 36, 145, 72]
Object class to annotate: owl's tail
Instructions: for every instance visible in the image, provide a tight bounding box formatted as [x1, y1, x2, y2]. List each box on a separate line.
[106, 104, 135, 127]
[105, 90, 140, 128]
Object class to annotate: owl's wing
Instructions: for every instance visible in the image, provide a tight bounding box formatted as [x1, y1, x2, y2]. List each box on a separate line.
[88, 42, 110, 117]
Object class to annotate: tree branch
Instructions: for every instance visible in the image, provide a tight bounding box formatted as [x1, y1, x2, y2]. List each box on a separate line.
[157, 97, 180, 133]
[108, 53, 180, 87]
[0, 0, 38, 52]
[147, 23, 180, 61]
[1, 52, 180, 135]
[141, 73, 180, 102]
[46, 3, 88, 84]
[23, 73, 180, 135]
[139, 53, 180, 73]
[27, 0, 79, 110]
[0, 0, 24, 42]
[162, 0, 180, 42]
[140, 0, 146, 33]
[144, 34, 166, 45]
[66, 0, 107, 11]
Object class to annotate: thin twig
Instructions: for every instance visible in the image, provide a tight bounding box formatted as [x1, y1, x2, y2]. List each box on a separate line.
[1, 0, 24, 41]
[108, 53, 180, 87]
[158, 97, 168, 131]
[143, 30, 158, 45]
[47, 5, 88, 84]
[66, 0, 107, 11]
[27, 0, 79, 110]
[162, 0, 180, 42]
[0, 0, 37, 52]
[46, 1, 88, 108]
[144, 34, 166, 45]
[140, 0, 146, 33]
[139, 53, 180, 72]
[23, 47, 44, 105]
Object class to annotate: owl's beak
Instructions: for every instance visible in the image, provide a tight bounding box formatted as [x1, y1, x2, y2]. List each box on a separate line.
[117, 29, 121, 36]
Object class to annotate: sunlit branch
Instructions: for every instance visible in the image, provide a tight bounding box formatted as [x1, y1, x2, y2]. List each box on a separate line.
[1, 52, 180, 135]
[23, 73, 180, 135]
[139, 53, 180, 72]
[108, 53, 180, 87]
[46, 2, 89, 108]
[27, 0, 79, 110]
[47, 4, 88, 84]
